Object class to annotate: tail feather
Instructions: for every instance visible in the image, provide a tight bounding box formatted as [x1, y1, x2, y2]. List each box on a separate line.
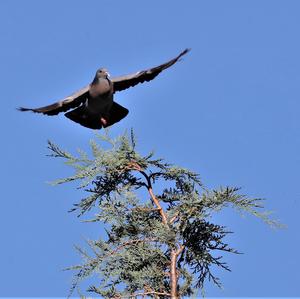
[104, 102, 129, 128]
[65, 105, 102, 129]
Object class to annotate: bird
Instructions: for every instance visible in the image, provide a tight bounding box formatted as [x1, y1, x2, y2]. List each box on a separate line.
[18, 48, 190, 129]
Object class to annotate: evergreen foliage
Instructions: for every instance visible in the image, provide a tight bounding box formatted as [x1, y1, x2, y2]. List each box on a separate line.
[48, 130, 279, 298]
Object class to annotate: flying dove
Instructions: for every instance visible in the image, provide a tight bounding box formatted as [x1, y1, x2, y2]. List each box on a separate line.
[19, 49, 190, 129]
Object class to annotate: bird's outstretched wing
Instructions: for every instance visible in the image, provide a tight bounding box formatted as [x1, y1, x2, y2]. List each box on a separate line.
[18, 85, 90, 116]
[111, 48, 190, 92]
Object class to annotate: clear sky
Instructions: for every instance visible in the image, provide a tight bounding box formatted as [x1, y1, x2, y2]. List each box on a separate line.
[0, 0, 299, 297]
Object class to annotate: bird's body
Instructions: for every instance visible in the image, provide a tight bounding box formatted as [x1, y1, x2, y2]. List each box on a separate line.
[88, 76, 113, 114]
[19, 49, 190, 129]
[64, 69, 117, 129]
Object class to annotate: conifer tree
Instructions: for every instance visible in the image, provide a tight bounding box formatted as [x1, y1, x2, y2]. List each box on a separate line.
[48, 130, 279, 298]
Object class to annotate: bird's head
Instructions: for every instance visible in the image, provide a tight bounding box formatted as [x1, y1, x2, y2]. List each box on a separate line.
[95, 68, 110, 79]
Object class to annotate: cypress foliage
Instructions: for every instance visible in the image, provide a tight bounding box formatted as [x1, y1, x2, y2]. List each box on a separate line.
[48, 130, 279, 298]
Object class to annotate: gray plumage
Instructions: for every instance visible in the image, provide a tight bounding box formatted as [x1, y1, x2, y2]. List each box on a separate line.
[18, 48, 190, 129]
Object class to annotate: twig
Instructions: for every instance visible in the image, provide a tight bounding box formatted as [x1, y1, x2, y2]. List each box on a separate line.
[169, 212, 180, 224]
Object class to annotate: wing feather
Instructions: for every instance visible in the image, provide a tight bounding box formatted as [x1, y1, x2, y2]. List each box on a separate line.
[111, 48, 190, 92]
[18, 85, 90, 116]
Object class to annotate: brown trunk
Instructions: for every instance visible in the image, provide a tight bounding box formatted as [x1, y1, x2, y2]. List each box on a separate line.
[170, 249, 178, 299]
[170, 245, 185, 299]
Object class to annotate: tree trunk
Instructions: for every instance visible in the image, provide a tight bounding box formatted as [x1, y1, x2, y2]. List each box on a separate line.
[170, 249, 178, 299]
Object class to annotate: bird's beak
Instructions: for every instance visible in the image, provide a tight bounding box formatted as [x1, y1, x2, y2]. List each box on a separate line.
[106, 72, 110, 78]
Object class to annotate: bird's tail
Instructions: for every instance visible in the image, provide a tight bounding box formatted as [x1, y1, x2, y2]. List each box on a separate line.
[65, 102, 129, 130]
[65, 105, 102, 129]
[103, 102, 129, 128]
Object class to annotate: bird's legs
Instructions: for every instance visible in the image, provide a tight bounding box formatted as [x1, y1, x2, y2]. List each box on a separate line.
[100, 116, 108, 126]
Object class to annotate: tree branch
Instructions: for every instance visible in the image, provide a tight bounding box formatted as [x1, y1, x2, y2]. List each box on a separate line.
[113, 291, 171, 298]
[107, 237, 158, 257]
[125, 161, 169, 226]
[147, 186, 168, 225]
[131, 207, 161, 213]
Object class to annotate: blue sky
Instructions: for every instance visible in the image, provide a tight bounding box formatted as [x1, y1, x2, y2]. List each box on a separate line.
[0, 0, 299, 297]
